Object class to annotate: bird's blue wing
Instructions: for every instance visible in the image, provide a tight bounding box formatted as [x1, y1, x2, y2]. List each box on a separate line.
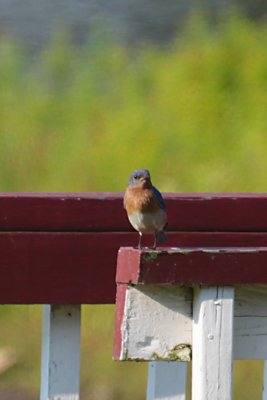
[153, 186, 166, 209]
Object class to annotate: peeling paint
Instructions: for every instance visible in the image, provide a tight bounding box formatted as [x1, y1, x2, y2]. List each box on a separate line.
[175, 249, 192, 255]
[201, 248, 223, 254]
[122, 350, 129, 360]
[119, 286, 192, 361]
[202, 247, 262, 254]
[142, 247, 264, 256]
[152, 344, 192, 362]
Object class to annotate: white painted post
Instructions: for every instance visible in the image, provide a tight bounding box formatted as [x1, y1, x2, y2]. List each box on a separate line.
[192, 286, 234, 400]
[147, 361, 187, 400]
[40, 304, 81, 400]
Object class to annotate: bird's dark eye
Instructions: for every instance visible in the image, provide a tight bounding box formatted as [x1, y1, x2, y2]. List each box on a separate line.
[134, 175, 139, 180]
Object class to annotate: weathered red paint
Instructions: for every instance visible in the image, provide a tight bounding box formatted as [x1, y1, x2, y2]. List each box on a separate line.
[0, 232, 129, 304]
[1, 232, 267, 303]
[116, 249, 141, 285]
[0, 193, 127, 231]
[116, 247, 267, 285]
[1, 193, 267, 303]
[113, 284, 127, 360]
[1, 193, 267, 231]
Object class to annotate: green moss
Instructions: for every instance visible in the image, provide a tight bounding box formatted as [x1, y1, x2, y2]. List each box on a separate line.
[144, 252, 159, 262]
[152, 344, 192, 362]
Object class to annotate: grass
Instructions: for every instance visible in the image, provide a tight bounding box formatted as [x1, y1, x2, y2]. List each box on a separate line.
[0, 13, 266, 399]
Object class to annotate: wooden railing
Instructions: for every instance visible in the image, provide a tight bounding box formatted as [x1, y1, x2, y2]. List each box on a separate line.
[1, 193, 267, 399]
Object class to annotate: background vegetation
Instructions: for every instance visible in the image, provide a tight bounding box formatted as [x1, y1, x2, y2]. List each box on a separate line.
[0, 14, 266, 399]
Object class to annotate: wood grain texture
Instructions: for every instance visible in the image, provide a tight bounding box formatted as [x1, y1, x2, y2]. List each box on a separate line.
[192, 287, 234, 400]
[117, 247, 267, 285]
[3, 231, 267, 304]
[1, 192, 267, 231]
[40, 305, 81, 400]
[1, 193, 267, 303]
[0, 193, 127, 231]
[0, 232, 130, 304]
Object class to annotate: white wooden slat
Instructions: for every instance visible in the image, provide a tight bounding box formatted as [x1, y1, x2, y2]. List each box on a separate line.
[234, 286, 267, 359]
[192, 287, 234, 400]
[147, 361, 187, 400]
[40, 304, 81, 400]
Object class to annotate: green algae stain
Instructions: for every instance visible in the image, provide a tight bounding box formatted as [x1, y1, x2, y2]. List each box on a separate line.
[152, 344, 192, 362]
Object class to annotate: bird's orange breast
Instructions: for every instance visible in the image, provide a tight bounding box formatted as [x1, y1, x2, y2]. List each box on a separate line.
[124, 186, 160, 215]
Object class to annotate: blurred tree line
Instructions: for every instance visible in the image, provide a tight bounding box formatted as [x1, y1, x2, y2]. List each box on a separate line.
[0, 0, 266, 51]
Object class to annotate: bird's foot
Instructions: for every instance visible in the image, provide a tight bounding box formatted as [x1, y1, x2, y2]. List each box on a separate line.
[152, 236, 157, 250]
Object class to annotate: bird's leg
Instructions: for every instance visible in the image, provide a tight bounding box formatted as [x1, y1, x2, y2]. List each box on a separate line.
[152, 233, 157, 250]
[137, 232, 143, 249]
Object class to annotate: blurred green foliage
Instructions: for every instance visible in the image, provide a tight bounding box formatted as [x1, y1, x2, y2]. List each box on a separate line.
[0, 15, 267, 193]
[0, 13, 266, 399]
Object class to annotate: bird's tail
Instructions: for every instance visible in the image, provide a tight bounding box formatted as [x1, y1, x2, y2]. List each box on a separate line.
[155, 230, 168, 244]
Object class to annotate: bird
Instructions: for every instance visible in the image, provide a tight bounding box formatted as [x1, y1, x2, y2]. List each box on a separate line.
[124, 168, 167, 249]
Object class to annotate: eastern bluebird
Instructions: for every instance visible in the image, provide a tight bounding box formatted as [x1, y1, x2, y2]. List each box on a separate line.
[124, 168, 168, 249]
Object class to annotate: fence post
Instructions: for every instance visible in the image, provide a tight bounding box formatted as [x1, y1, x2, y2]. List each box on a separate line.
[147, 361, 187, 400]
[40, 304, 81, 400]
[192, 286, 234, 400]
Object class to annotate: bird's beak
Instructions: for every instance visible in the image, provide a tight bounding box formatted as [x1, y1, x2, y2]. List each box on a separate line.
[140, 177, 150, 184]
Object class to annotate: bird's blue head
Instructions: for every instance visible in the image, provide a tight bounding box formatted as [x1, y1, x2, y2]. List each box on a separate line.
[128, 169, 151, 187]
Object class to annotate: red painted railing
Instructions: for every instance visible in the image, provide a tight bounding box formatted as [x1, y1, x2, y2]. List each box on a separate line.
[1, 193, 267, 304]
[1, 193, 267, 400]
